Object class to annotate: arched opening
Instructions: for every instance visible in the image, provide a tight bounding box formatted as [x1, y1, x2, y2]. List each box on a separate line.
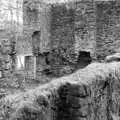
[32, 31, 41, 55]
[75, 51, 92, 69]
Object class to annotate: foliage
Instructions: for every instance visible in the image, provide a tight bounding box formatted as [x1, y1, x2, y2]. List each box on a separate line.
[0, 62, 120, 119]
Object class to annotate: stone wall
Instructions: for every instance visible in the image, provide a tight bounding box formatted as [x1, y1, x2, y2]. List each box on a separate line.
[22, 0, 120, 78]
[49, 3, 76, 76]
[23, 0, 51, 54]
[50, 1, 96, 61]
[74, 1, 96, 58]
[50, 2, 75, 51]
[46, 1, 95, 76]
[23, 0, 52, 78]
[96, 1, 120, 60]
[23, 0, 94, 78]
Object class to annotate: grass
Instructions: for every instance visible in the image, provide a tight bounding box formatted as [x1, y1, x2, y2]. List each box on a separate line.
[0, 62, 120, 120]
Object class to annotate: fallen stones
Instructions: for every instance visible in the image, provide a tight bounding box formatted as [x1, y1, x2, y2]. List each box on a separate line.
[105, 53, 120, 63]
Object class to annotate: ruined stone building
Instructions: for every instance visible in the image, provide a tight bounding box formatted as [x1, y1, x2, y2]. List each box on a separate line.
[18, 0, 120, 79]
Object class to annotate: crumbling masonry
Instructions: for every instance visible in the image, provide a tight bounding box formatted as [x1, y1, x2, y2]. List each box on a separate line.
[21, 0, 120, 79]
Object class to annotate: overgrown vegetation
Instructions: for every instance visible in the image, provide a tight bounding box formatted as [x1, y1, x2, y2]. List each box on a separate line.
[0, 62, 120, 120]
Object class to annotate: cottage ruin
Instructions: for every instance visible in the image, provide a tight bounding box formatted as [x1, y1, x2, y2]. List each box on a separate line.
[17, 0, 120, 79]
